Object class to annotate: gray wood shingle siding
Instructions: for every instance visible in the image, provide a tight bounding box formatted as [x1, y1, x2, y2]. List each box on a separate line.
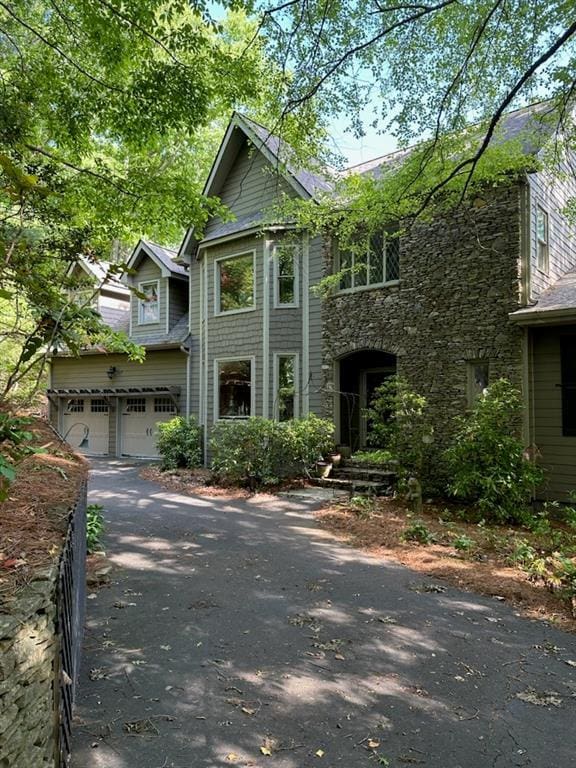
[531, 326, 576, 500]
[204, 140, 297, 238]
[528, 166, 576, 301]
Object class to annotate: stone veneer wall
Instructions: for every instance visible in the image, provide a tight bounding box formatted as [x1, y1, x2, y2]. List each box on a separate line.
[0, 566, 60, 768]
[322, 183, 525, 465]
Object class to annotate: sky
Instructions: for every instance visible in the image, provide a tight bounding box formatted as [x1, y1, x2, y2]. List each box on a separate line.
[328, 110, 399, 168]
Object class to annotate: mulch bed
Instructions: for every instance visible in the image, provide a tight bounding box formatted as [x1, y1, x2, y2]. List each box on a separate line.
[0, 418, 88, 603]
[316, 497, 576, 634]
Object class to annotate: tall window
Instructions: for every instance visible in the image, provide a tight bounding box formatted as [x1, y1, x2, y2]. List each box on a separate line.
[561, 337, 576, 437]
[275, 354, 298, 420]
[338, 232, 400, 291]
[217, 359, 253, 418]
[139, 281, 159, 324]
[274, 244, 298, 307]
[467, 360, 489, 407]
[536, 207, 549, 273]
[217, 253, 255, 314]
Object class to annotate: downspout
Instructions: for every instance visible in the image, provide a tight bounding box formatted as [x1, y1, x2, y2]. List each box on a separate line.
[179, 334, 192, 418]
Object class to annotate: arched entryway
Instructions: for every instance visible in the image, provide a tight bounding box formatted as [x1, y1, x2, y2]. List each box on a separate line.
[335, 350, 397, 452]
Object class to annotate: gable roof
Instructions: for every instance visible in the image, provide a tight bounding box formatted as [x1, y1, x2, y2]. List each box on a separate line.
[510, 268, 576, 326]
[67, 257, 130, 296]
[347, 101, 557, 181]
[127, 239, 188, 279]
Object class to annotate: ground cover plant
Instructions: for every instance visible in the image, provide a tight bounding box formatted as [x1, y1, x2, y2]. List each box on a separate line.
[317, 493, 576, 631]
[86, 504, 105, 555]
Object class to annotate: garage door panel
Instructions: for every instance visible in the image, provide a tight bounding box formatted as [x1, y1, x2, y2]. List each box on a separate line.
[62, 398, 109, 456]
[121, 397, 176, 457]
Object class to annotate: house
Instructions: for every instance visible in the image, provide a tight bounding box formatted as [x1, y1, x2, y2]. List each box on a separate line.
[48, 240, 191, 458]
[49, 106, 576, 499]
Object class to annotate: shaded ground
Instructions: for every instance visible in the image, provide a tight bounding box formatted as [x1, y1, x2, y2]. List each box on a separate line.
[72, 460, 576, 768]
[0, 417, 88, 601]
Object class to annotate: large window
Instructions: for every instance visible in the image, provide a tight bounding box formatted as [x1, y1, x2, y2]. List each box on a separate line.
[217, 359, 253, 419]
[561, 337, 576, 437]
[138, 281, 159, 324]
[274, 244, 298, 307]
[338, 232, 400, 291]
[274, 354, 298, 420]
[216, 252, 255, 314]
[536, 207, 549, 273]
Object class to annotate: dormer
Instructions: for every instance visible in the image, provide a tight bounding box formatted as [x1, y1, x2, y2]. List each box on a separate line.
[66, 258, 130, 332]
[126, 240, 189, 343]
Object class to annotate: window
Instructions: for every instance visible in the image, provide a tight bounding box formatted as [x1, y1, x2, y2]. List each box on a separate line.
[65, 398, 84, 413]
[138, 281, 159, 324]
[275, 354, 298, 421]
[467, 361, 489, 407]
[561, 337, 576, 437]
[274, 244, 298, 307]
[216, 253, 255, 314]
[217, 359, 253, 418]
[337, 232, 400, 291]
[125, 398, 146, 413]
[90, 399, 109, 413]
[536, 207, 549, 273]
[154, 397, 176, 413]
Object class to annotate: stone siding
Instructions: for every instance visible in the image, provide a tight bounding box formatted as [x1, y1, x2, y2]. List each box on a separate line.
[322, 184, 525, 458]
[0, 567, 59, 768]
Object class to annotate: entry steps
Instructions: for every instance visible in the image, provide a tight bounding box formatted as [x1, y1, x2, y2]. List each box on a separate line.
[312, 459, 396, 496]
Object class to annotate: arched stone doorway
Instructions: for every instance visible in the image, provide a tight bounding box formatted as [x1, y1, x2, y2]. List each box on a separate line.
[335, 350, 397, 452]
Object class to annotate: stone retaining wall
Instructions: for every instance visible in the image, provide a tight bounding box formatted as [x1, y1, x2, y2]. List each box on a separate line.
[0, 566, 60, 768]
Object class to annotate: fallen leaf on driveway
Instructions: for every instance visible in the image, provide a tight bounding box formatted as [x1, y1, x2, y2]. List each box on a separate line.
[516, 688, 563, 707]
[315, 749, 325, 757]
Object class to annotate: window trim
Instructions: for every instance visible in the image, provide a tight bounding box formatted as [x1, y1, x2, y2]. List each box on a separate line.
[335, 233, 400, 294]
[272, 351, 300, 421]
[214, 250, 256, 317]
[138, 279, 160, 325]
[213, 356, 256, 421]
[536, 205, 549, 275]
[273, 243, 300, 309]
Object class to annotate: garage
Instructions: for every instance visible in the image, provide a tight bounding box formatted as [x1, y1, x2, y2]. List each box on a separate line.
[120, 395, 177, 458]
[62, 397, 110, 456]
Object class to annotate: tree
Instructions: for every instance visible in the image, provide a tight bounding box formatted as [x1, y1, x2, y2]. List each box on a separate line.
[0, 1, 323, 405]
[257, 0, 576, 202]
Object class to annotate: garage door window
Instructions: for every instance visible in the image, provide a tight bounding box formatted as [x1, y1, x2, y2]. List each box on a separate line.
[65, 399, 84, 413]
[126, 398, 146, 413]
[154, 397, 176, 413]
[91, 399, 109, 413]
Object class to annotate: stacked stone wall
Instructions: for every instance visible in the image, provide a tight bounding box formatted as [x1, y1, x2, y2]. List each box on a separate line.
[322, 184, 525, 462]
[0, 567, 59, 768]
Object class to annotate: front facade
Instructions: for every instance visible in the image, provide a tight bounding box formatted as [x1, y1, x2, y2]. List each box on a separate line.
[49, 108, 576, 499]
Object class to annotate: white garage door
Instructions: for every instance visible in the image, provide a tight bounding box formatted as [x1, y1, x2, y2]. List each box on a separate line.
[62, 398, 110, 456]
[120, 396, 176, 458]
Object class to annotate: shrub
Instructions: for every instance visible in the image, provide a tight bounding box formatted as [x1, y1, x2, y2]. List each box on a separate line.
[86, 503, 105, 554]
[210, 415, 335, 488]
[156, 416, 202, 470]
[444, 379, 545, 524]
[365, 376, 433, 480]
[351, 449, 394, 465]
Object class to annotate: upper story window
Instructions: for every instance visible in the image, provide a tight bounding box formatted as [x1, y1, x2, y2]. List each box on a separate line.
[138, 281, 159, 324]
[337, 232, 400, 292]
[536, 206, 549, 274]
[274, 243, 299, 308]
[216, 252, 255, 314]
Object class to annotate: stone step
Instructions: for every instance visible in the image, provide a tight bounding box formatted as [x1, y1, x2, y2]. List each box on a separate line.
[332, 466, 396, 483]
[311, 477, 392, 495]
[344, 459, 398, 472]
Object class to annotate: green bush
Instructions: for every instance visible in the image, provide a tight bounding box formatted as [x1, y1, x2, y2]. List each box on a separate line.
[351, 449, 394, 465]
[210, 414, 334, 488]
[86, 503, 105, 554]
[156, 416, 202, 470]
[444, 379, 545, 524]
[365, 376, 433, 479]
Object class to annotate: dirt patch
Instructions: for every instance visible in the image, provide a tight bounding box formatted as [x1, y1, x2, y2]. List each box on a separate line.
[0, 418, 88, 602]
[316, 497, 576, 634]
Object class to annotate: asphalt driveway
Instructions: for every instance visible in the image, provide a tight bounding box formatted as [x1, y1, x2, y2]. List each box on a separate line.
[71, 460, 576, 768]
